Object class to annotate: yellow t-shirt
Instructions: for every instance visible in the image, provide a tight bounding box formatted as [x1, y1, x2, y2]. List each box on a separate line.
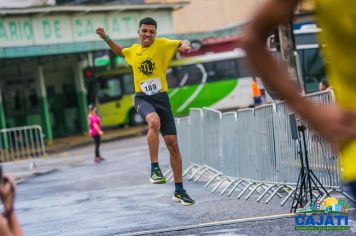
[122, 38, 180, 93]
[315, 0, 356, 182]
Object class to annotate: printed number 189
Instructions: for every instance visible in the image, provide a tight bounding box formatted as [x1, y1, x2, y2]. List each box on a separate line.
[145, 84, 157, 92]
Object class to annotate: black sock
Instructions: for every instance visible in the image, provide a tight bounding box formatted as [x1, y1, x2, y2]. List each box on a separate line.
[175, 182, 184, 192]
[151, 162, 160, 172]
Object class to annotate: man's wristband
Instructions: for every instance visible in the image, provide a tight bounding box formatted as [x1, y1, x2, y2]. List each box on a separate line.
[104, 35, 111, 43]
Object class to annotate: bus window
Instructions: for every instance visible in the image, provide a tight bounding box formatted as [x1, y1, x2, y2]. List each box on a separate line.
[294, 32, 319, 45]
[203, 62, 216, 81]
[166, 68, 179, 88]
[176, 65, 203, 86]
[298, 47, 326, 93]
[214, 59, 238, 81]
[236, 58, 252, 78]
[122, 73, 135, 94]
[98, 78, 123, 102]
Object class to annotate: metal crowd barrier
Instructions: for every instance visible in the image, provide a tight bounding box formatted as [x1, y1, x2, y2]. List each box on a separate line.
[0, 125, 46, 163]
[220, 112, 238, 178]
[216, 112, 238, 194]
[166, 109, 207, 182]
[175, 90, 346, 205]
[303, 90, 340, 189]
[236, 109, 257, 181]
[189, 108, 205, 167]
[186, 108, 212, 182]
[254, 104, 277, 183]
[176, 117, 191, 170]
[273, 102, 298, 185]
[203, 108, 222, 172]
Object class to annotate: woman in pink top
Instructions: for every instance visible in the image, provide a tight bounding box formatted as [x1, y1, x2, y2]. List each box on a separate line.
[88, 104, 105, 163]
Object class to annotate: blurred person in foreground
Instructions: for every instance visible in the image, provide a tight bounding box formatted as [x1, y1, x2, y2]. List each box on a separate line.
[0, 167, 23, 236]
[96, 17, 194, 205]
[239, 0, 356, 200]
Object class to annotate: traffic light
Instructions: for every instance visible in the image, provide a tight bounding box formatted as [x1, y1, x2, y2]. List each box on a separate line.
[84, 67, 94, 80]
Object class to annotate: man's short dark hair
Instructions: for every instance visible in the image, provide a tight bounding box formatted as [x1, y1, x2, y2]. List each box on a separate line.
[139, 17, 157, 29]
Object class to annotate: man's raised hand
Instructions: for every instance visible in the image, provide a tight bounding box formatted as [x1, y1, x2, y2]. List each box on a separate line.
[179, 40, 191, 53]
[96, 27, 107, 39]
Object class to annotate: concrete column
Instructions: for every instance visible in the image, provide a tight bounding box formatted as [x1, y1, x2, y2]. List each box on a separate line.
[35, 65, 53, 142]
[0, 86, 9, 149]
[74, 60, 88, 133]
[0, 87, 6, 130]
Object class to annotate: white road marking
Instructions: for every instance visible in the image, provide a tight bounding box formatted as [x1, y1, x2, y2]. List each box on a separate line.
[118, 213, 295, 236]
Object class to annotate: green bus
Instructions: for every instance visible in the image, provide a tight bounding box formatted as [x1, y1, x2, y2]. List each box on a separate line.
[86, 49, 255, 127]
[87, 27, 325, 128]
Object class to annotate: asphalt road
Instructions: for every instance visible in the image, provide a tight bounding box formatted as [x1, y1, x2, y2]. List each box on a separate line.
[6, 135, 356, 236]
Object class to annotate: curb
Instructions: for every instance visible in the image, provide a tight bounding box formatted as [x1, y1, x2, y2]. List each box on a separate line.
[46, 126, 148, 154]
[15, 167, 58, 184]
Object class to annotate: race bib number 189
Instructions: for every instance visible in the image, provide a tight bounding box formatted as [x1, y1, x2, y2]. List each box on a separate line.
[140, 78, 162, 96]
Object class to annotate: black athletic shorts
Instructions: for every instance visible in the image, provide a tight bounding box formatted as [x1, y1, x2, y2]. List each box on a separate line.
[134, 92, 177, 136]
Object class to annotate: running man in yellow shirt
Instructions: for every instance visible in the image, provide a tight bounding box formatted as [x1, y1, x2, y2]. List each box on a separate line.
[96, 17, 194, 205]
[240, 0, 356, 200]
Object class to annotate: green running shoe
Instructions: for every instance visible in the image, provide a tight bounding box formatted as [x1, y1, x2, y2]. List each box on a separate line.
[172, 189, 195, 206]
[150, 167, 167, 184]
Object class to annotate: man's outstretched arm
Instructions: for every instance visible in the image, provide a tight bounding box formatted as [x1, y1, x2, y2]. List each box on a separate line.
[96, 28, 124, 57]
[240, 0, 356, 145]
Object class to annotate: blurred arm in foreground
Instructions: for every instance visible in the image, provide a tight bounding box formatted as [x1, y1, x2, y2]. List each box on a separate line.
[239, 0, 356, 147]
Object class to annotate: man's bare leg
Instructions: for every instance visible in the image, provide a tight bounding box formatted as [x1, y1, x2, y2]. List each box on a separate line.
[164, 135, 194, 205]
[146, 112, 166, 184]
[163, 135, 183, 183]
[145, 112, 160, 164]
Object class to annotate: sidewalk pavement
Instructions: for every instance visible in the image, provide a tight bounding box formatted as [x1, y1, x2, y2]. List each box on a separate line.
[3, 125, 148, 184]
[45, 125, 148, 154]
